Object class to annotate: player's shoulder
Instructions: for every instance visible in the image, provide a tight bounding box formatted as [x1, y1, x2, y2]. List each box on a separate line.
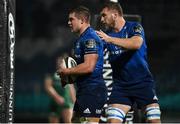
[126, 21, 144, 34]
[126, 21, 143, 30]
[86, 30, 101, 42]
[87, 27, 98, 37]
[126, 21, 141, 26]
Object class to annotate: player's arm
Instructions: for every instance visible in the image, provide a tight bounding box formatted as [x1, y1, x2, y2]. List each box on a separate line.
[59, 53, 98, 75]
[96, 30, 143, 50]
[44, 75, 65, 105]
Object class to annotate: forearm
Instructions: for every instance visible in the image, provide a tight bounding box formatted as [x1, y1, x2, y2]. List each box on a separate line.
[107, 36, 143, 50]
[64, 62, 94, 75]
[96, 30, 143, 50]
[46, 86, 63, 99]
[58, 54, 97, 76]
[46, 85, 65, 105]
[47, 87, 57, 98]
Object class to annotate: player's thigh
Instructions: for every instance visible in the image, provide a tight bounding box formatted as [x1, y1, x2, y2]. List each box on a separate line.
[146, 103, 160, 109]
[107, 86, 135, 123]
[108, 85, 133, 107]
[106, 104, 131, 123]
[110, 104, 131, 114]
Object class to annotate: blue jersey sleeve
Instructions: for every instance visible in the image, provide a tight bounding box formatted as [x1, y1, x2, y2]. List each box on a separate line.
[129, 23, 144, 38]
[84, 39, 98, 54]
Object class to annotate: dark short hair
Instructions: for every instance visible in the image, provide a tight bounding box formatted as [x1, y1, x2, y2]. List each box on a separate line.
[69, 6, 91, 23]
[102, 2, 123, 16]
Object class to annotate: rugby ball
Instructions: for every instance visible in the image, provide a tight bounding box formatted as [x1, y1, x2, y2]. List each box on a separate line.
[61, 56, 77, 83]
[64, 56, 77, 69]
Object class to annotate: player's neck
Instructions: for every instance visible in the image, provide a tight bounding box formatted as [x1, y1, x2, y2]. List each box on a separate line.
[78, 24, 90, 36]
[113, 17, 125, 32]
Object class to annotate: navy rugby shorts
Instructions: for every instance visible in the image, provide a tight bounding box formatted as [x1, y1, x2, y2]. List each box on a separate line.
[74, 85, 107, 117]
[108, 82, 159, 109]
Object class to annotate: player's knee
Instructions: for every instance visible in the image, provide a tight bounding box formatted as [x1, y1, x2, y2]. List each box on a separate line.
[145, 106, 161, 121]
[106, 107, 126, 122]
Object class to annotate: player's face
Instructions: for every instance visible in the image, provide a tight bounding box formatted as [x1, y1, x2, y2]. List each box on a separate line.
[100, 7, 114, 28]
[68, 13, 82, 33]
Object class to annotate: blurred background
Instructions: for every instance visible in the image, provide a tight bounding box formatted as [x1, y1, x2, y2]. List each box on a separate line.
[15, 0, 180, 122]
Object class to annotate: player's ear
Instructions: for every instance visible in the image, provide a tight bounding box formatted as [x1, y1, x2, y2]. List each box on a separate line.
[112, 13, 117, 20]
[80, 18, 85, 24]
[111, 13, 115, 20]
[81, 20, 84, 24]
[81, 16, 88, 24]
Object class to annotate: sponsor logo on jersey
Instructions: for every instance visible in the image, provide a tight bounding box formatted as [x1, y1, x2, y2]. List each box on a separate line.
[85, 39, 96, 49]
[133, 24, 142, 34]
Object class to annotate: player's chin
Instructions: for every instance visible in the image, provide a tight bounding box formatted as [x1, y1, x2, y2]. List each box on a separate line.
[69, 27, 74, 32]
[70, 29, 75, 33]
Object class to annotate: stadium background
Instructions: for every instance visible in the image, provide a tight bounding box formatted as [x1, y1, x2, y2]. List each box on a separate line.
[15, 0, 180, 122]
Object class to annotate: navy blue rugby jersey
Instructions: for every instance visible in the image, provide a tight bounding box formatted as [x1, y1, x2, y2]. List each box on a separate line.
[74, 27, 105, 88]
[105, 21, 154, 87]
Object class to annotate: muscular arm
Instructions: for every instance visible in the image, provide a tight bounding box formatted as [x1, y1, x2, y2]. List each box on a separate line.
[96, 30, 143, 50]
[61, 54, 98, 75]
[106, 36, 143, 50]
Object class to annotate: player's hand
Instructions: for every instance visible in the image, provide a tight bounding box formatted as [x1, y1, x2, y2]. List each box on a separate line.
[56, 70, 67, 87]
[56, 58, 69, 75]
[56, 65, 70, 87]
[56, 56, 71, 87]
[57, 65, 66, 75]
[96, 30, 111, 42]
[54, 95, 65, 105]
[56, 56, 68, 73]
